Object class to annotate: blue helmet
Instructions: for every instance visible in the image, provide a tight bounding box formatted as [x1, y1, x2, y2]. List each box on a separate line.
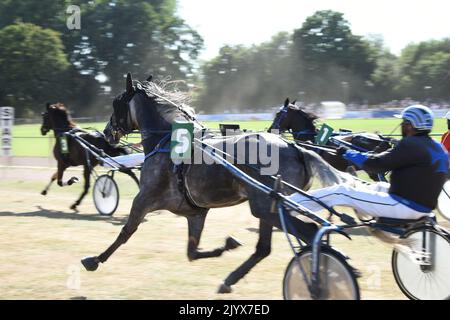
[398, 105, 434, 131]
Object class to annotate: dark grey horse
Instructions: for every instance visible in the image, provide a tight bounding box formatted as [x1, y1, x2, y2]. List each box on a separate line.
[81, 73, 343, 293]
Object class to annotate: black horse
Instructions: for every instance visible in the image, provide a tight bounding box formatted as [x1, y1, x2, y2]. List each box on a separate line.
[80, 74, 346, 293]
[40, 102, 138, 210]
[268, 98, 394, 181]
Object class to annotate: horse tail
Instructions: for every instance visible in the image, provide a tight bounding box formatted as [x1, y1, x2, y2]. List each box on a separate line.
[294, 144, 346, 189]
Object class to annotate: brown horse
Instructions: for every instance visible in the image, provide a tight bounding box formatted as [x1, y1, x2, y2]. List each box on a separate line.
[40, 103, 136, 210]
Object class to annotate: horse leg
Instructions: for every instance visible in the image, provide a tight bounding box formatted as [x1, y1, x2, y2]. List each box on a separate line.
[81, 192, 150, 271]
[218, 219, 273, 294]
[186, 213, 242, 261]
[41, 172, 57, 195]
[56, 161, 78, 187]
[70, 165, 91, 210]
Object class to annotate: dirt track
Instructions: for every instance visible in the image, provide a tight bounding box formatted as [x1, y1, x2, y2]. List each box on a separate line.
[2, 157, 445, 299]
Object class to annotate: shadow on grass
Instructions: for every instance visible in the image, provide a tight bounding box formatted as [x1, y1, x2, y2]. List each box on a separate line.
[0, 205, 149, 226]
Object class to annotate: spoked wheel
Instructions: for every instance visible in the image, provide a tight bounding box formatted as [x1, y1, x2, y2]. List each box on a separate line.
[437, 180, 450, 221]
[283, 246, 360, 300]
[93, 174, 119, 216]
[392, 228, 450, 300]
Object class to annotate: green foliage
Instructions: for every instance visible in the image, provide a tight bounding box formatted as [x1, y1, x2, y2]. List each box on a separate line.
[197, 32, 294, 112]
[0, 22, 70, 116]
[0, 0, 69, 30]
[396, 39, 450, 100]
[68, 0, 203, 95]
[291, 10, 376, 103]
[0, 0, 203, 117]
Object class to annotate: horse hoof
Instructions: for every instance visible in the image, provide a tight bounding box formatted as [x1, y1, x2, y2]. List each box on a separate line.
[41, 190, 47, 196]
[225, 236, 243, 251]
[217, 283, 232, 294]
[70, 204, 78, 210]
[68, 177, 79, 185]
[81, 257, 100, 271]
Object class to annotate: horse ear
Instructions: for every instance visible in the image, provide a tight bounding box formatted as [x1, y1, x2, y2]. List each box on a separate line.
[146, 74, 153, 82]
[284, 98, 290, 107]
[46, 102, 51, 110]
[126, 73, 133, 93]
[292, 100, 297, 105]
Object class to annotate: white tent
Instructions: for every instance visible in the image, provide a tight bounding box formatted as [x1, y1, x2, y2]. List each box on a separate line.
[318, 101, 347, 119]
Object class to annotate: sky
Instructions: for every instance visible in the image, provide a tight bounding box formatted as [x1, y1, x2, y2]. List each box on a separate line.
[177, 0, 450, 61]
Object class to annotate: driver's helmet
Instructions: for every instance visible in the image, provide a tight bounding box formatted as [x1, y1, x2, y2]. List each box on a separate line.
[397, 105, 434, 131]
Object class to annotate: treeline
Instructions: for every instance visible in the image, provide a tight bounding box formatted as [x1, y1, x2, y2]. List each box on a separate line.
[0, 2, 449, 117]
[0, 0, 202, 117]
[197, 10, 450, 112]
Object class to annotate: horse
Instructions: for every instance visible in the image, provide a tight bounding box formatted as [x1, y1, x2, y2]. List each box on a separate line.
[268, 98, 393, 181]
[40, 102, 138, 210]
[80, 73, 346, 293]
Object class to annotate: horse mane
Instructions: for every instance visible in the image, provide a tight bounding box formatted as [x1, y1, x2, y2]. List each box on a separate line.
[49, 103, 76, 129]
[135, 79, 195, 123]
[289, 104, 319, 122]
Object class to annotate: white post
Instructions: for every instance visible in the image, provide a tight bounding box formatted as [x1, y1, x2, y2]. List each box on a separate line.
[1, 106, 14, 161]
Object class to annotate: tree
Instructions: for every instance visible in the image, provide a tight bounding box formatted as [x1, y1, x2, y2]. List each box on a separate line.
[71, 0, 203, 96]
[0, 0, 203, 116]
[196, 32, 295, 112]
[397, 40, 450, 101]
[365, 35, 400, 103]
[0, 0, 69, 30]
[0, 22, 70, 116]
[292, 10, 377, 102]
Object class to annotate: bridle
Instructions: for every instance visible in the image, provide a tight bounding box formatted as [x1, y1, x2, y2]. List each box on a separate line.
[271, 105, 289, 131]
[109, 90, 136, 138]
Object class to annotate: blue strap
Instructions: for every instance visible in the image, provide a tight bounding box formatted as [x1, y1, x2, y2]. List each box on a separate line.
[291, 129, 317, 136]
[144, 133, 171, 160]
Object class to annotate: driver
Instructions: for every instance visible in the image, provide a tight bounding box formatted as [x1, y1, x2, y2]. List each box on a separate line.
[290, 105, 449, 220]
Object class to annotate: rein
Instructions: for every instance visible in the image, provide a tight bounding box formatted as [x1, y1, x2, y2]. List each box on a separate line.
[143, 133, 171, 161]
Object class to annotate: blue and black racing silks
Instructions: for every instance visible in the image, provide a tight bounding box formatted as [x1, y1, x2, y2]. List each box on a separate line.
[343, 134, 449, 211]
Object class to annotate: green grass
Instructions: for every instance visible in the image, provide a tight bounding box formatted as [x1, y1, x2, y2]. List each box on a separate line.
[11, 118, 448, 157]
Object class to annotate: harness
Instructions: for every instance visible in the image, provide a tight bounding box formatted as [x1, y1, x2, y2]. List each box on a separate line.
[142, 132, 205, 210]
[271, 106, 289, 130]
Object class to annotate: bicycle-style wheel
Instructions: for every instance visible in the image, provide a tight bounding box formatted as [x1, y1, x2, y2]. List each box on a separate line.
[437, 180, 450, 221]
[93, 174, 119, 216]
[283, 246, 360, 300]
[392, 228, 450, 300]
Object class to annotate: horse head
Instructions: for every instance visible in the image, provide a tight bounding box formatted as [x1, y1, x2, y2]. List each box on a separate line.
[40, 102, 74, 135]
[104, 73, 138, 145]
[268, 98, 319, 141]
[104, 72, 195, 145]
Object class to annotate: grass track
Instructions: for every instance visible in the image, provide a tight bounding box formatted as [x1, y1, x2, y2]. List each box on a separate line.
[11, 118, 447, 157]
